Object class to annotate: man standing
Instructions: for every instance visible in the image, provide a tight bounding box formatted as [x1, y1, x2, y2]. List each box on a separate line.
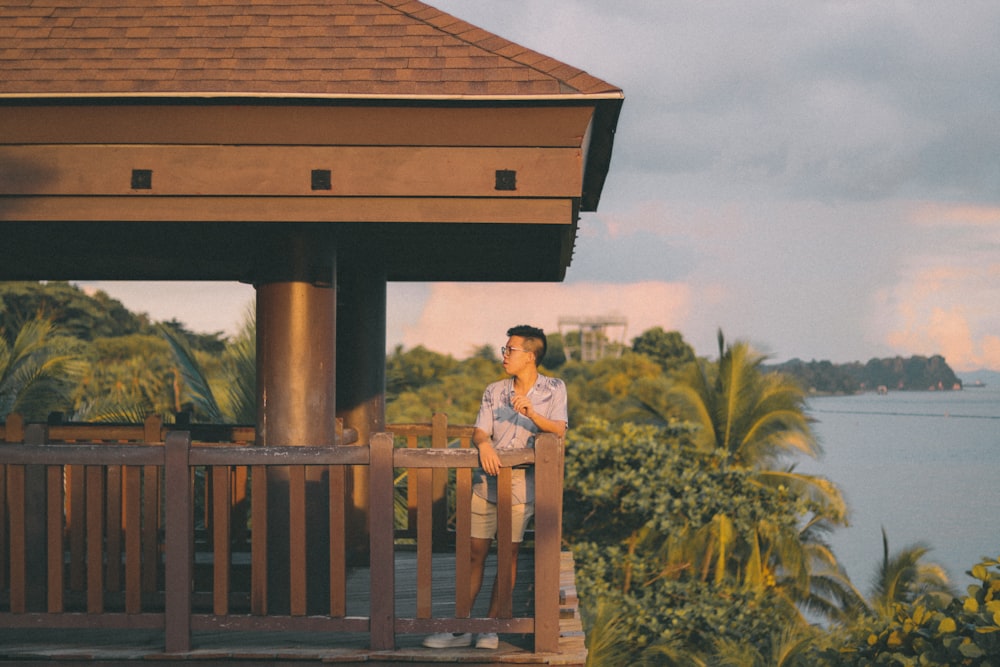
[423, 325, 568, 650]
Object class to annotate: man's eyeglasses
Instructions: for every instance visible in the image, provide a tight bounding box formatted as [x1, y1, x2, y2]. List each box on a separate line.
[500, 346, 526, 357]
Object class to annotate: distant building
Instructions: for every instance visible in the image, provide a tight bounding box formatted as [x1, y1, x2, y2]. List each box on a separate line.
[558, 316, 627, 362]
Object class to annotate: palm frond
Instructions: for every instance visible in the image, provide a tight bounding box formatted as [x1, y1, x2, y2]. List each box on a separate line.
[159, 324, 224, 423]
[583, 600, 637, 667]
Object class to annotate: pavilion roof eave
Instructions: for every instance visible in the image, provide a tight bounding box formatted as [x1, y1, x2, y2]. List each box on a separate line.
[0, 91, 624, 103]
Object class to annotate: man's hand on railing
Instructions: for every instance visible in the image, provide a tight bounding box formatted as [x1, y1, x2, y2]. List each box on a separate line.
[476, 440, 501, 476]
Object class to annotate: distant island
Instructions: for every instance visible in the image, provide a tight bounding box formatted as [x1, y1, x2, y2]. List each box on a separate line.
[765, 355, 963, 395]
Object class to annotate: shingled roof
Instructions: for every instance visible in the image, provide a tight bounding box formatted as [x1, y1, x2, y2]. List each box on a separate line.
[0, 0, 622, 99]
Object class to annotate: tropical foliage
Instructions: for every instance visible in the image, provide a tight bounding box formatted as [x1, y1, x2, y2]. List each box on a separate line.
[0, 316, 86, 420]
[0, 281, 232, 422]
[2, 281, 992, 664]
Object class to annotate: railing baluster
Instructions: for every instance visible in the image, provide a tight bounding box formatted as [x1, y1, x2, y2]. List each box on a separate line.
[405, 432, 419, 535]
[141, 464, 159, 594]
[495, 466, 513, 619]
[106, 465, 123, 594]
[68, 463, 85, 592]
[416, 466, 433, 618]
[25, 424, 46, 613]
[251, 464, 268, 615]
[1, 415, 22, 595]
[86, 465, 104, 613]
[430, 413, 448, 546]
[164, 431, 192, 653]
[454, 465, 472, 618]
[289, 465, 307, 616]
[212, 466, 231, 616]
[124, 465, 142, 614]
[369, 432, 396, 651]
[0, 460, 7, 594]
[46, 465, 64, 612]
[7, 463, 26, 613]
[328, 463, 346, 616]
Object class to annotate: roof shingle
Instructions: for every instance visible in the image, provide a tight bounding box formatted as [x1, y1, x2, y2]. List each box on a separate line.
[0, 0, 622, 98]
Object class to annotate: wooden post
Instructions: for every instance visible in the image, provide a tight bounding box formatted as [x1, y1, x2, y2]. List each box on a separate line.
[164, 431, 192, 653]
[368, 433, 395, 650]
[257, 268, 338, 615]
[533, 434, 564, 653]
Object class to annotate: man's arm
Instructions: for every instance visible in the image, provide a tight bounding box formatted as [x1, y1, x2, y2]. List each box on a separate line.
[473, 427, 502, 476]
[511, 391, 568, 438]
[524, 409, 567, 438]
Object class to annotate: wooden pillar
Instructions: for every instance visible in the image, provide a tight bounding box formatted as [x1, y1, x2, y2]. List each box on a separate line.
[255, 226, 337, 614]
[336, 257, 387, 563]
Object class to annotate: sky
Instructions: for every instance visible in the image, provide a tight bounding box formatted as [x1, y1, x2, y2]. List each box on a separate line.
[79, 1, 1000, 372]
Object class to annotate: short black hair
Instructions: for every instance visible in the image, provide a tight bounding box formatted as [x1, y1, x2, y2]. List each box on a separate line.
[507, 324, 547, 363]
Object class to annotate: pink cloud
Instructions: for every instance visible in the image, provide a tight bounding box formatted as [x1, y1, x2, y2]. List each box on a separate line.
[400, 281, 692, 358]
[887, 305, 1000, 371]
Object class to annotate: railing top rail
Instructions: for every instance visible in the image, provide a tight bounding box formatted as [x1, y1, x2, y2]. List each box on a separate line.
[0, 439, 539, 469]
[0, 442, 165, 466]
[0, 414, 357, 446]
[387, 422, 476, 438]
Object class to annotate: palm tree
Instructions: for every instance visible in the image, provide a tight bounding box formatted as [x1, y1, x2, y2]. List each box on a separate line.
[867, 528, 953, 618]
[663, 330, 855, 626]
[0, 316, 86, 420]
[670, 330, 819, 466]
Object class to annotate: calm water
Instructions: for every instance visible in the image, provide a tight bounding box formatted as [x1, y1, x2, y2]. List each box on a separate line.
[796, 387, 1000, 594]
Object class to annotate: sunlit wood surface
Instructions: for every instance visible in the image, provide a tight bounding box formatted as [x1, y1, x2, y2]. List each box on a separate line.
[0, 551, 586, 666]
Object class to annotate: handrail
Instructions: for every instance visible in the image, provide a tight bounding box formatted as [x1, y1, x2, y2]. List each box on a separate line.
[0, 414, 565, 655]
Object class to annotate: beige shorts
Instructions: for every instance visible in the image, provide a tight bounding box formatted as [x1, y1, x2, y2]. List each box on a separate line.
[470, 493, 535, 542]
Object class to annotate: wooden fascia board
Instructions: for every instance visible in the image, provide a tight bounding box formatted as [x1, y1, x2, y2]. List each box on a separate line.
[0, 145, 582, 200]
[0, 103, 597, 149]
[0, 196, 575, 224]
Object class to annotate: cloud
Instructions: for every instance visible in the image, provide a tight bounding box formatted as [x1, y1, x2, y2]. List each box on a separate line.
[887, 306, 1000, 372]
[397, 281, 692, 358]
[63, 3, 1000, 371]
[876, 205, 1000, 370]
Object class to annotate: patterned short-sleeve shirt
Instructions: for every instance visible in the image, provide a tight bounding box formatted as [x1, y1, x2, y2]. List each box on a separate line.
[472, 374, 568, 504]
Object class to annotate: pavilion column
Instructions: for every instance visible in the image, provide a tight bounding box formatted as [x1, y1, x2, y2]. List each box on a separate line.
[336, 256, 387, 563]
[255, 226, 337, 614]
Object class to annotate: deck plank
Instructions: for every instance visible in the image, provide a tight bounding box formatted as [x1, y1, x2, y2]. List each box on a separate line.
[0, 551, 587, 666]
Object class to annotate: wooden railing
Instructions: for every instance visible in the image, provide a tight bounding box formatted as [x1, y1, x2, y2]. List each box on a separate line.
[0, 413, 565, 654]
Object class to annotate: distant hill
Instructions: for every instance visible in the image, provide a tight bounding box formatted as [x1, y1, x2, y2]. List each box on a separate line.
[766, 355, 963, 395]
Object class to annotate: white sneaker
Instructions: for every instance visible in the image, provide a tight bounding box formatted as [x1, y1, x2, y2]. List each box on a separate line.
[422, 632, 472, 648]
[475, 632, 499, 649]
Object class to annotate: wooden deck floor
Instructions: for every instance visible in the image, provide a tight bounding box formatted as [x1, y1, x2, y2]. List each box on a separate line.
[0, 551, 587, 666]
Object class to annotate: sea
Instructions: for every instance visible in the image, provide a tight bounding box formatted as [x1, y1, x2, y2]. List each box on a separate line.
[795, 385, 1000, 595]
